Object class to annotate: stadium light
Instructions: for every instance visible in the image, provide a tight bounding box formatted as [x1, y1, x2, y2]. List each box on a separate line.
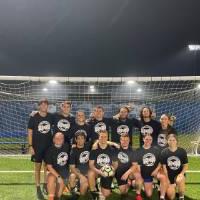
[127, 80, 135, 85]
[188, 44, 200, 51]
[90, 85, 95, 89]
[48, 80, 58, 85]
[197, 84, 200, 89]
[137, 88, 142, 93]
[43, 88, 48, 92]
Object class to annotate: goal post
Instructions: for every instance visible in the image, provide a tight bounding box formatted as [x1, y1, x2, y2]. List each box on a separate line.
[0, 76, 199, 154]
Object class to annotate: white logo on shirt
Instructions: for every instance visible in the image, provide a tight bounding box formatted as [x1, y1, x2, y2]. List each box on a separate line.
[143, 153, 156, 166]
[167, 156, 181, 170]
[157, 134, 167, 147]
[141, 125, 153, 136]
[94, 122, 106, 133]
[117, 125, 129, 135]
[97, 154, 110, 167]
[38, 121, 51, 134]
[118, 152, 129, 163]
[57, 119, 70, 131]
[57, 152, 68, 166]
[79, 151, 90, 163]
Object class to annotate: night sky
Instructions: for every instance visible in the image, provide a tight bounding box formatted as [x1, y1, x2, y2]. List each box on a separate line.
[0, 0, 200, 76]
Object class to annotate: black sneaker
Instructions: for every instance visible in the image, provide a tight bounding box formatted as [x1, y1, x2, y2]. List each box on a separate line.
[36, 186, 45, 200]
[42, 183, 48, 195]
[90, 191, 99, 200]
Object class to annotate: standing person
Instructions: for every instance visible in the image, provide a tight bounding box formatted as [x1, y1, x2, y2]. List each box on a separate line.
[87, 106, 111, 142]
[161, 134, 188, 200]
[111, 106, 140, 146]
[28, 98, 53, 200]
[139, 106, 161, 147]
[88, 130, 118, 199]
[115, 134, 143, 200]
[45, 132, 70, 200]
[69, 110, 91, 144]
[136, 134, 168, 200]
[157, 114, 177, 150]
[53, 101, 75, 144]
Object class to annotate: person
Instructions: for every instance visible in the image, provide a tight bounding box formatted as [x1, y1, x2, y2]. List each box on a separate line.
[136, 134, 168, 200]
[69, 110, 91, 144]
[115, 134, 143, 200]
[139, 106, 161, 147]
[88, 130, 118, 199]
[161, 134, 188, 200]
[157, 114, 177, 150]
[87, 106, 111, 142]
[111, 106, 140, 145]
[28, 98, 54, 200]
[45, 132, 70, 200]
[53, 101, 75, 144]
[69, 130, 91, 196]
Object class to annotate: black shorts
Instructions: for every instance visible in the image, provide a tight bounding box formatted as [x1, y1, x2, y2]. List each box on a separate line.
[31, 147, 48, 163]
[100, 176, 113, 190]
[169, 174, 186, 184]
[115, 171, 127, 186]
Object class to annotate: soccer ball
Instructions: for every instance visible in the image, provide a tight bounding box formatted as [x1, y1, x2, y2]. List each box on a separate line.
[101, 165, 114, 177]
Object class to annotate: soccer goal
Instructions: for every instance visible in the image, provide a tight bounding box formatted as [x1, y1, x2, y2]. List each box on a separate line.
[0, 76, 200, 155]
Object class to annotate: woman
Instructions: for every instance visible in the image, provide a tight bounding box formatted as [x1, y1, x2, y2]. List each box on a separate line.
[161, 134, 188, 200]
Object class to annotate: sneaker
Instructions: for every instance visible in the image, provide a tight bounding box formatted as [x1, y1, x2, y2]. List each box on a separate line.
[90, 191, 99, 200]
[42, 183, 48, 195]
[36, 186, 45, 200]
[135, 194, 143, 200]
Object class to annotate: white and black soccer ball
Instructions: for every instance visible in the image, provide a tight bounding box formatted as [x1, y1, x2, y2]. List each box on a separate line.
[101, 165, 114, 177]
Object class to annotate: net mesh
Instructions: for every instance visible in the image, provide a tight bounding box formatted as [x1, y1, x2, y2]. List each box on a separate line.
[0, 77, 200, 154]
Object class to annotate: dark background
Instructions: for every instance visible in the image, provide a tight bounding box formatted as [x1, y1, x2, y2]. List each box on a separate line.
[0, 0, 200, 76]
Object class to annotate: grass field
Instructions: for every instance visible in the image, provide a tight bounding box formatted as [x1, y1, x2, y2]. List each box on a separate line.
[0, 155, 199, 200]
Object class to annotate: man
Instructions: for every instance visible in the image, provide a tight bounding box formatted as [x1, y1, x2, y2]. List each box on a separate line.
[139, 106, 161, 147]
[69, 110, 92, 144]
[111, 106, 140, 145]
[87, 106, 111, 142]
[115, 134, 143, 200]
[69, 130, 91, 196]
[88, 130, 118, 199]
[161, 134, 188, 200]
[28, 98, 53, 200]
[53, 101, 75, 144]
[136, 134, 168, 200]
[45, 132, 70, 200]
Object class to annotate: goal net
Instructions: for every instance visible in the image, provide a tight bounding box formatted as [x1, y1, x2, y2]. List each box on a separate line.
[0, 76, 199, 154]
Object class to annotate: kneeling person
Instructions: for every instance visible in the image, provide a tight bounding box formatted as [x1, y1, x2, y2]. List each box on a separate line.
[69, 130, 91, 195]
[88, 130, 118, 198]
[45, 132, 70, 200]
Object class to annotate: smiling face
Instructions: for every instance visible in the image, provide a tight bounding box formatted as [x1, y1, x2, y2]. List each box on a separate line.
[120, 135, 130, 148]
[167, 134, 178, 148]
[94, 107, 104, 120]
[119, 107, 129, 119]
[143, 134, 153, 147]
[53, 132, 64, 146]
[76, 111, 86, 123]
[98, 131, 108, 145]
[160, 114, 170, 128]
[61, 101, 71, 115]
[141, 107, 151, 119]
[39, 101, 48, 113]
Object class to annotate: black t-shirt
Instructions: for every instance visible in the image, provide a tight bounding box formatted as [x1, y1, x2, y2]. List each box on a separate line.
[45, 143, 70, 174]
[136, 146, 160, 179]
[139, 119, 161, 146]
[89, 144, 117, 169]
[110, 118, 140, 145]
[116, 146, 137, 174]
[157, 126, 177, 150]
[53, 113, 75, 143]
[88, 118, 111, 142]
[69, 123, 92, 144]
[69, 142, 92, 175]
[28, 112, 53, 149]
[160, 147, 188, 179]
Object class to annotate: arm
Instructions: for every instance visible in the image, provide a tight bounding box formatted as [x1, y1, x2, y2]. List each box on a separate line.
[47, 164, 63, 183]
[89, 160, 105, 177]
[27, 129, 34, 155]
[121, 162, 139, 180]
[151, 163, 161, 177]
[70, 165, 83, 178]
[107, 141, 120, 149]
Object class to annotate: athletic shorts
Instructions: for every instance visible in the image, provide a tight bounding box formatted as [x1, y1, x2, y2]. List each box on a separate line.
[115, 171, 127, 186]
[143, 176, 153, 183]
[169, 174, 186, 184]
[31, 148, 48, 163]
[100, 176, 113, 190]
